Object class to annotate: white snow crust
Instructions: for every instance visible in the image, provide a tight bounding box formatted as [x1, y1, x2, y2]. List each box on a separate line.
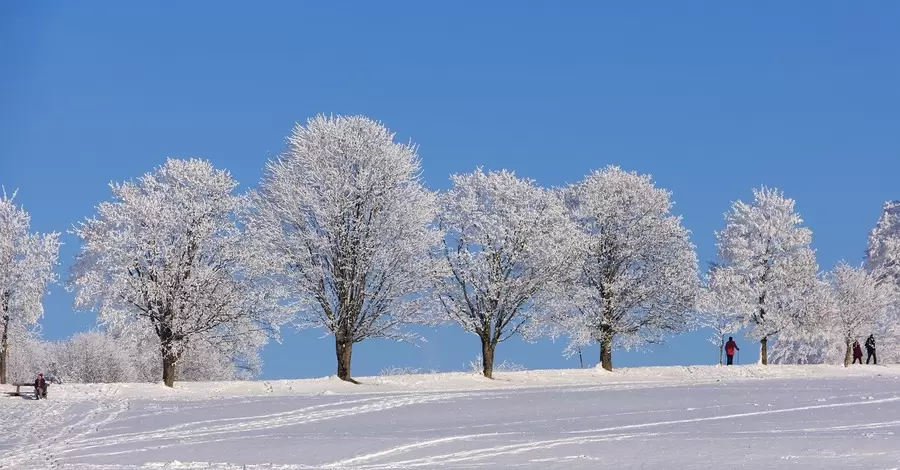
[2, 365, 899, 469]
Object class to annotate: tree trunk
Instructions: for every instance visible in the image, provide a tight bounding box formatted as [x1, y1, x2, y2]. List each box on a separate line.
[760, 337, 768, 365]
[0, 333, 7, 385]
[600, 325, 613, 371]
[158, 317, 180, 387]
[162, 353, 177, 387]
[0, 314, 7, 384]
[844, 341, 852, 368]
[718, 344, 724, 366]
[335, 338, 359, 384]
[481, 336, 495, 379]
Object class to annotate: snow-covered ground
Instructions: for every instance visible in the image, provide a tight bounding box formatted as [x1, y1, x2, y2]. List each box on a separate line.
[2, 365, 900, 469]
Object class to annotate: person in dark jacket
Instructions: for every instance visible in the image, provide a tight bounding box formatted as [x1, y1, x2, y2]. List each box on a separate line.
[865, 334, 877, 365]
[725, 337, 740, 365]
[34, 373, 48, 399]
[852, 340, 863, 364]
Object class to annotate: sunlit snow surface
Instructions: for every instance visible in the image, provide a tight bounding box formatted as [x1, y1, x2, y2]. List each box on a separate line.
[2, 365, 900, 469]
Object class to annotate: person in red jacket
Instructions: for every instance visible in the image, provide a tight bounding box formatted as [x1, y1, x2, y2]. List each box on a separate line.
[725, 337, 739, 365]
[852, 340, 863, 364]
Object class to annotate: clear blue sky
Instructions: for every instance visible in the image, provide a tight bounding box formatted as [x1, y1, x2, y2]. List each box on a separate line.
[2, 2, 898, 379]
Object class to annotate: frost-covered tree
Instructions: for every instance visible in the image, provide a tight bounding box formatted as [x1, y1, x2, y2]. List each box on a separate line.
[246, 115, 440, 383]
[6, 330, 55, 385]
[867, 200, 900, 287]
[824, 262, 896, 367]
[0, 191, 60, 384]
[435, 169, 579, 378]
[53, 331, 134, 383]
[70, 159, 288, 387]
[553, 167, 699, 371]
[766, 278, 832, 365]
[106, 320, 261, 382]
[712, 187, 819, 365]
[696, 267, 744, 366]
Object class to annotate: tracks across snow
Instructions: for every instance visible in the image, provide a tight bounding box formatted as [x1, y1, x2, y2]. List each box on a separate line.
[1, 390, 477, 466]
[323, 393, 900, 468]
[3, 369, 900, 468]
[0, 386, 128, 469]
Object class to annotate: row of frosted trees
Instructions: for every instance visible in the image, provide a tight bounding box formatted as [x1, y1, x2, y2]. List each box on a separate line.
[2, 115, 899, 386]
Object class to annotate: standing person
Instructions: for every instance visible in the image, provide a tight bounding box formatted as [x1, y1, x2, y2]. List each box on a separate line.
[852, 340, 863, 364]
[33, 373, 48, 399]
[725, 336, 740, 366]
[865, 334, 877, 365]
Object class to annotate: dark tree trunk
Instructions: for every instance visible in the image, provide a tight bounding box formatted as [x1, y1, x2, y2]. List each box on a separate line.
[0, 315, 8, 385]
[844, 341, 852, 368]
[600, 325, 613, 371]
[336, 338, 359, 384]
[760, 337, 768, 365]
[161, 340, 182, 388]
[0, 312, 9, 384]
[0, 334, 7, 385]
[162, 351, 178, 387]
[158, 318, 180, 387]
[480, 335, 495, 379]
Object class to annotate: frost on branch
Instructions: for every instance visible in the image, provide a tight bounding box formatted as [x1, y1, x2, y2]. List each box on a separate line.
[0, 190, 60, 384]
[711, 187, 820, 365]
[867, 201, 900, 363]
[551, 166, 699, 371]
[696, 267, 744, 366]
[765, 277, 832, 366]
[822, 262, 896, 366]
[434, 168, 580, 378]
[246, 115, 440, 383]
[867, 200, 900, 287]
[69, 159, 289, 387]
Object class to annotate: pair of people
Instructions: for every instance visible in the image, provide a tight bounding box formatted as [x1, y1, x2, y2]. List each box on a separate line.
[852, 335, 877, 365]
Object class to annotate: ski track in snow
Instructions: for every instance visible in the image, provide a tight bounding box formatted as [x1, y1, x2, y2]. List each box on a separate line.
[2, 366, 900, 469]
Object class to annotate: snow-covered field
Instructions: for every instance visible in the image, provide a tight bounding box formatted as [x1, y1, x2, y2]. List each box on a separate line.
[3, 365, 900, 469]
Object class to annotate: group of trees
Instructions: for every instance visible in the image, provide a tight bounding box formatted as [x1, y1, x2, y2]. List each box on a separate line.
[698, 191, 900, 367]
[5, 328, 257, 385]
[2, 114, 899, 386]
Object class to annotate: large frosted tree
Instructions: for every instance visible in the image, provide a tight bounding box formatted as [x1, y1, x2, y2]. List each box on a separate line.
[867, 200, 900, 287]
[435, 169, 580, 378]
[70, 159, 287, 387]
[823, 262, 895, 367]
[246, 115, 440, 383]
[866, 200, 900, 363]
[0, 191, 60, 384]
[553, 166, 699, 371]
[711, 187, 819, 365]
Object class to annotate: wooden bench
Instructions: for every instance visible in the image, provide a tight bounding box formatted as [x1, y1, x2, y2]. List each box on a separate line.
[4, 383, 36, 397]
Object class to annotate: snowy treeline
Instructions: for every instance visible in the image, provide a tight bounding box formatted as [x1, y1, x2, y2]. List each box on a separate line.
[3, 114, 900, 385]
[698, 191, 900, 366]
[5, 327, 256, 384]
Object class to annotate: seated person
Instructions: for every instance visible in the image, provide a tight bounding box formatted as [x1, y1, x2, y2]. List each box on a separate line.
[34, 373, 48, 399]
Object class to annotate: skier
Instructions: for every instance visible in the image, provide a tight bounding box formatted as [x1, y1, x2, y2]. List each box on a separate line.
[865, 334, 877, 365]
[34, 373, 48, 399]
[725, 336, 739, 366]
[852, 340, 863, 364]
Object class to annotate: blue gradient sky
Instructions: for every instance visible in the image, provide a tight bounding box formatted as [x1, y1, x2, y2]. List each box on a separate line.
[2, 2, 898, 378]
